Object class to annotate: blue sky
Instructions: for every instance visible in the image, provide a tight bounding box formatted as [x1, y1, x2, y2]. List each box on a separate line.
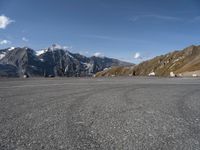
[0, 0, 200, 63]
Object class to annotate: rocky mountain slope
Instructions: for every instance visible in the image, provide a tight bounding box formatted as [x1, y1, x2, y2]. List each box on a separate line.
[96, 45, 200, 77]
[0, 44, 132, 77]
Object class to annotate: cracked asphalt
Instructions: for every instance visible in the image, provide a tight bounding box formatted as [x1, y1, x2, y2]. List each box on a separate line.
[0, 77, 200, 150]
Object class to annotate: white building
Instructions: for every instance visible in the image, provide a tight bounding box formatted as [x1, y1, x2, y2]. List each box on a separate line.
[192, 74, 198, 77]
[148, 72, 155, 76]
[170, 72, 175, 77]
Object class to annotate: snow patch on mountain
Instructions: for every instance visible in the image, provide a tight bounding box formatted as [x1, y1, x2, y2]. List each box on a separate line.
[65, 51, 74, 58]
[0, 53, 6, 60]
[82, 62, 93, 69]
[35, 49, 47, 56]
[0, 47, 15, 60]
[8, 47, 15, 51]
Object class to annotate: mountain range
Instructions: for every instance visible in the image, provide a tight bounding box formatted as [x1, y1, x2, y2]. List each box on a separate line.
[1, 44, 200, 78]
[0, 44, 132, 77]
[96, 45, 200, 77]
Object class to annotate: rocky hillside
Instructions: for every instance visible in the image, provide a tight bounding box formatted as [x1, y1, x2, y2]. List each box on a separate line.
[0, 44, 132, 77]
[96, 45, 200, 77]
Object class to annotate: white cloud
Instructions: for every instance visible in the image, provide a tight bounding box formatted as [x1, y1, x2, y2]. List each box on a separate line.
[63, 45, 73, 51]
[93, 52, 104, 57]
[85, 51, 89, 54]
[22, 37, 29, 42]
[134, 52, 142, 59]
[77, 50, 90, 56]
[50, 44, 62, 50]
[84, 34, 116, 40]
[190, 16, 200, 22]
[0, 15, 14, 29]
[0, 40, 11, 45]
[130, 14, 181, 22]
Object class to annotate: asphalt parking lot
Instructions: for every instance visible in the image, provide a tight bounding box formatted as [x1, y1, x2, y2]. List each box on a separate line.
[0, 77, 200, 150]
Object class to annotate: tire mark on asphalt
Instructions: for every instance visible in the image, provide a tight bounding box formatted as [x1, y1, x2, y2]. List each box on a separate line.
[57, 85, 133, 150]
[176, 89, 200, 141]
[0, 86, 118, 150]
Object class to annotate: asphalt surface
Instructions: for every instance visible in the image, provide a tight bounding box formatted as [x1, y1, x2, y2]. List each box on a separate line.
[0, 77, 200, 150]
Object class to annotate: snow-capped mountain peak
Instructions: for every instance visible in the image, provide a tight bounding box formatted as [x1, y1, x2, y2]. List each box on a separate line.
[0, 47, 16, 60]
[35, 49, 48, 56]
[49, 44, 63, 51]
[0, 53, 6, 60]
[0, 46, 132, 77]
[8, 47, 15, 51]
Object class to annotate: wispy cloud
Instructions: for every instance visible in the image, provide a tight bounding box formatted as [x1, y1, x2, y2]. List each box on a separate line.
[0, 15, 14, 29]
[82, 34, 116, 40]
[82, 34, 152, 44]
[133, 52, 142, 59]
[78, 50, 90, 56]
[130, 14, 181, 22]
[119, 52, 154, 64]
[22, 37, 29, 42]
[190, 16, 200, 22]
[93, 52, 104, 57]
[0, 40, 11, 45]
[63, 45, 73, 51]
